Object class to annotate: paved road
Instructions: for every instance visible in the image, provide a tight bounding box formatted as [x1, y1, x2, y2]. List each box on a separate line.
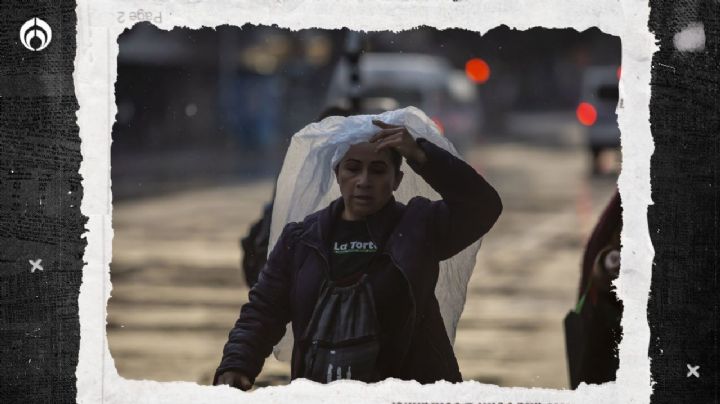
[107, 141, 619, 389]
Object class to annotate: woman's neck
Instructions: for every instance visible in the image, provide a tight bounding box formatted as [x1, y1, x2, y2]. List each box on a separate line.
[341, 209, 365, 221]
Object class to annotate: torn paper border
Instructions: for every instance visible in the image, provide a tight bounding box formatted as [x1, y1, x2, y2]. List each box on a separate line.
[75, 0, 656, 403]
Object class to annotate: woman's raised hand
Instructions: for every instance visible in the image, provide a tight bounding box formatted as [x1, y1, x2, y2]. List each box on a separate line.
[370, 120, 427, 165]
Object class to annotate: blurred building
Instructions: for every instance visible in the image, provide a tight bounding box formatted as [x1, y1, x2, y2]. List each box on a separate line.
[111, 24, 619, 198]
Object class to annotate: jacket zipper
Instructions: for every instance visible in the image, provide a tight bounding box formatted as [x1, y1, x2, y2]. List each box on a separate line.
[301, 239, 332, 280]
[383, 250, 417, 367]
[364, 222, 417, 326]
[422, 319, 451, 374]
[365, 221, 419, 368]
[297, 240, 330, 380]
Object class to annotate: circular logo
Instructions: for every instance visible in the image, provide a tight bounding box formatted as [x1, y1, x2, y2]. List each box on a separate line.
[20, 17, 52, 51]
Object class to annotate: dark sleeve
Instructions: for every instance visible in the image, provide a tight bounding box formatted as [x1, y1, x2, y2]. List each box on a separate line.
[406, 138, 503, 261]
[213, 222, 300, 384]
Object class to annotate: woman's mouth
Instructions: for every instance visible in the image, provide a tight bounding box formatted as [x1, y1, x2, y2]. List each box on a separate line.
[353, 195, 373, 203]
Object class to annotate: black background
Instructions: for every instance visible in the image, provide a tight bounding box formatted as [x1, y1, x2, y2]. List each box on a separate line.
[0, 0, 717, 403]
[648, 0, 718, 402]
[1, 2, 85, 403]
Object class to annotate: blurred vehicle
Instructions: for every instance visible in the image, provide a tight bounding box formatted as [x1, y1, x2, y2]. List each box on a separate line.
[325, 52, 484, 154]
[576, 66, 621, 175]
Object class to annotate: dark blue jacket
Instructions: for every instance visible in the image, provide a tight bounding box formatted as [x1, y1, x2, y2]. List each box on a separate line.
[215, 139, 502, 384]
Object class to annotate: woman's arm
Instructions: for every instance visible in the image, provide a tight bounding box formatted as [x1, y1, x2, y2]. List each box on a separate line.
[214, 222, 300, 388]
[371, 120, 502, 261]
[407, 138, 502, 260]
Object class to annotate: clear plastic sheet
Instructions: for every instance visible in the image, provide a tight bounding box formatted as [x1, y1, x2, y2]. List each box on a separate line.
[270, 106, 483, 361]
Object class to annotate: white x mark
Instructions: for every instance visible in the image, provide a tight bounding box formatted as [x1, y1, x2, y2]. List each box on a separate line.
[29, 259, 43, 273]
[687, 364, 700, 378]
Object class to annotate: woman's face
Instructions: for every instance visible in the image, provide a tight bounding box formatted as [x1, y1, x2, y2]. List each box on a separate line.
[336, 142, 403, 221]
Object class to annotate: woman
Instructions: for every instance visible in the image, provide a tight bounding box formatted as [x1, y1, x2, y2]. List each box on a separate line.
[215, 117, 502, 389]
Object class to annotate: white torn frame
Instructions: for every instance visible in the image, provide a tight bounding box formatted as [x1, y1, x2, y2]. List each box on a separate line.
[75, 1, 656, 403]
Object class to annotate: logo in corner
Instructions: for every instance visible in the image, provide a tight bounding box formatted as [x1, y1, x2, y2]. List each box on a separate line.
[20, 17, 52, 51]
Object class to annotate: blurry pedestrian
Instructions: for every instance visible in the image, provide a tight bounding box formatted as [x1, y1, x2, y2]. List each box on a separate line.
[564, 190, 622, 388]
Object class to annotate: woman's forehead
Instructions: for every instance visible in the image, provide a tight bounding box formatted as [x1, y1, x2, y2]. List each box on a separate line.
[342, 142, 392, 164]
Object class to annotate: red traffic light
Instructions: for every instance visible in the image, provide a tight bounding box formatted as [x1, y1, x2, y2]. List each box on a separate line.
[465, 58, 491, 84]
[576, 102, 597, 126]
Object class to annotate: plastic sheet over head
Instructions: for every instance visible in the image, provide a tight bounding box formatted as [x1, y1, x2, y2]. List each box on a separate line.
[269, 106, 483, 361]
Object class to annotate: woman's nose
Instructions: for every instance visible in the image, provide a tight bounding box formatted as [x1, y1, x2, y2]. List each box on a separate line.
[356, 170, 371, 187]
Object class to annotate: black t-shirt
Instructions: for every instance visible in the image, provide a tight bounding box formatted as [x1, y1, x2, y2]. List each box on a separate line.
[328, 217, 411, 378]
[329, 218, 378, 280]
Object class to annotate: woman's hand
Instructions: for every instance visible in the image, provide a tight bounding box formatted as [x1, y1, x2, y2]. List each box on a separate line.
[370, 120, 427, 165]
[216, 370, 253, 391]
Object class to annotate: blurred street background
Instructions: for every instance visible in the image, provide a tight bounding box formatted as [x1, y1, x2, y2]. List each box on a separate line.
[108, 24, 621, 389]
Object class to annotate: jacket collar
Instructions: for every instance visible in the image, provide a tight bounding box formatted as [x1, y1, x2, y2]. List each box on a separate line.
[302, 195, 404, 253]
